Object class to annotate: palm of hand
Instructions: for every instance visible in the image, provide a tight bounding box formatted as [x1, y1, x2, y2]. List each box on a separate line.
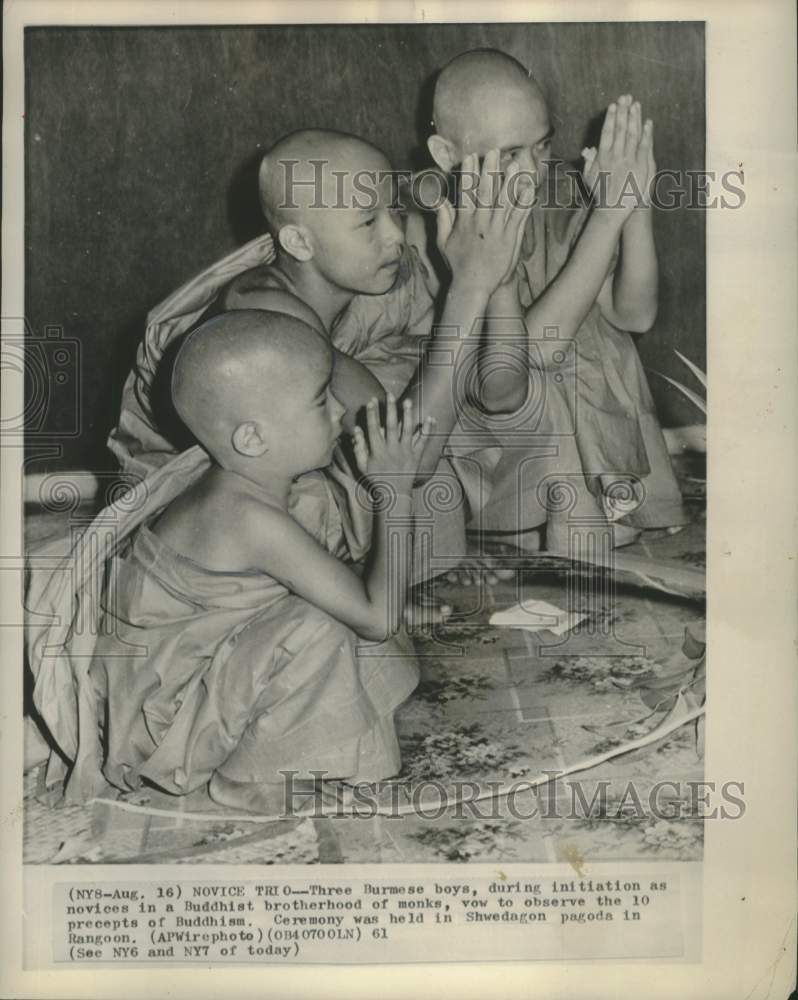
[434, 151, 535, 290]
[583, 94, 656, 212]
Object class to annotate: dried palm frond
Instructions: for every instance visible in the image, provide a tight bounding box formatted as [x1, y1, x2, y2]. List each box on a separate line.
[653, 352, 707, 416]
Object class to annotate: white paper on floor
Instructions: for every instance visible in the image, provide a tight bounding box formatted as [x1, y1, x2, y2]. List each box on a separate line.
[489, 599, 586, 636]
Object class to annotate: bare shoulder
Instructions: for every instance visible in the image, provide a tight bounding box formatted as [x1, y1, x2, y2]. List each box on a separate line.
[221, 264, 281, 308]
[221, 269, 327, 336]
[235, 489, 291, 531]
[151, 472, 293, 572]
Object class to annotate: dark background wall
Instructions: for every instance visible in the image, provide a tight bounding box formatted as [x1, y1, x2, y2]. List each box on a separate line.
[25, 21, 705, 473]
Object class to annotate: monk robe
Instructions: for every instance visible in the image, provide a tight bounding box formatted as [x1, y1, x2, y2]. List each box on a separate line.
[335, 221, 614, 549]
[108, 235, 468, 580]
[515, 169, 688, 529]
[93, 525, 417, 794]
[107, 235, 372, 564]
[336, 169, 686, 540]
[26, 446, 418, 803]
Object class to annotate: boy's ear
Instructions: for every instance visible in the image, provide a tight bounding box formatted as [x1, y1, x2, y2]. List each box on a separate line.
[278, 224, 314, 262]
[232, 420, 269, 458]
[427, 134, 459, 173]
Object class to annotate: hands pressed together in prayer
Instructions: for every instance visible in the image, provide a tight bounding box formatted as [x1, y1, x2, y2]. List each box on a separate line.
[352, 394, 435, 493]
[352, 395, 453, 628]
[582, 93, 657, 215]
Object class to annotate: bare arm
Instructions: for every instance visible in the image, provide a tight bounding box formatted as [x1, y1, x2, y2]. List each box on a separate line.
[330, 348, 386, 430]
[477, 279, 533, 414]
[596, 102, 658, 333]
[477, 207, 627, 412]
[474, 94, 657, 414]
[245, 503, 409, 643]
[595, 210, 658, 333]
[399, 151, 535, 478]
[245, 398, 433, 642]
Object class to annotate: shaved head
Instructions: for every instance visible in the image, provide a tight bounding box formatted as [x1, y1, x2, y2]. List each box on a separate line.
[259, 129, 392, 231]
[255, 128, 404, 298]
[172, 309, 330, 456]
[432, 49, 550, 161]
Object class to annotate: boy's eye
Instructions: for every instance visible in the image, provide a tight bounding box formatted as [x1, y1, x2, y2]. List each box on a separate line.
[361, 217, 376, 228]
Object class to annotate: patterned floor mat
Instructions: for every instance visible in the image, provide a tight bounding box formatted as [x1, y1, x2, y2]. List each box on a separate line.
[24, 462, 706, 865]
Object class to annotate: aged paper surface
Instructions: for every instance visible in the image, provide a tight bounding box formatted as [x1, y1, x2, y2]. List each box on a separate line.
[1, 0, 795, 997]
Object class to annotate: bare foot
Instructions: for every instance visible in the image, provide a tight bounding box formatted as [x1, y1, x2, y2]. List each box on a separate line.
[209, 771, 333, 816]
[404, 601, 453, 628]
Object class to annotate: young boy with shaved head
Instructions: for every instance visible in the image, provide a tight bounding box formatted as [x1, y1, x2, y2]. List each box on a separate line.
[92, 209, 527, 810]
[110, 127, 536, 588]
[31, 149, 532, 806]
[424, 48, 687, 537]
[92, 310, 432, 812]
[222, 125, 604, 561]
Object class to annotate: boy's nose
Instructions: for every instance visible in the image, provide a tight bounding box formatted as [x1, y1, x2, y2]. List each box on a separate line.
[381, 211, 404, 248]
[330, 393, 347, 423]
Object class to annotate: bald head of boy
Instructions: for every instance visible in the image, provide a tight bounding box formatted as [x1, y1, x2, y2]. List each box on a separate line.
[173, 310, 343, 472]
[257, 129, 404, 296]
[428, 49, 553, 183]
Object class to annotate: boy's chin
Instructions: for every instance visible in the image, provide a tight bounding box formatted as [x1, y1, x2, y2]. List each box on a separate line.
[353, 268, 400, 297]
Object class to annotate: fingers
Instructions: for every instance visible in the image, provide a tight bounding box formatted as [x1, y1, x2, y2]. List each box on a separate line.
[642, 119, 655, 202]
[477, 148, 500, 213]
[384, 392, 398, 445]
[626, 99, 641, 156]
[435, 197, 455, 252]
[640, 117, 654, 155]
[497, 159, 519, 215]
[599, 101, 617, 154]
[365, 397, 383, 449]
[458, 153, 479, 215]
[398, 398, 413, 442]
[581, 146, 598, 192]
[504, 213, 527, 282]
[352, 426, 369, 474]
[412, 415, 437, 457]
[647, 122, 656, 177]
[613, 94, 630, 154]
[505, 178, 535, 242]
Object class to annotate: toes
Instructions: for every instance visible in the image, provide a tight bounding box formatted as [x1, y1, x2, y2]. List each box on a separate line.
[405, 602, 455, 628]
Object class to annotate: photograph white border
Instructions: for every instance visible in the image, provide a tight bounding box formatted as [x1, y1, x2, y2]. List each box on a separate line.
[2, 1, 795, 997]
